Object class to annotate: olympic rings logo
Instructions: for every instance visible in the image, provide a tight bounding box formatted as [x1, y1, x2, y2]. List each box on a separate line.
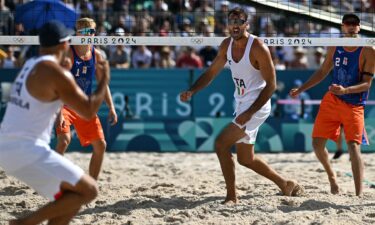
[12, 37, 25, 43]
[366, 39, 375, 46]
[190, 38, 203, 45]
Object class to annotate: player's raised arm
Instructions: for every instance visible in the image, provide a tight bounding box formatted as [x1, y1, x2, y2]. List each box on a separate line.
[290, 46, 335, 98]
[94, 49, 118, 125]
[180, 38, 230, 102]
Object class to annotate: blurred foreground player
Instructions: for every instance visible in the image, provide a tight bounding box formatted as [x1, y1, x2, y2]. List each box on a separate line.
[0, 21, 110, 224]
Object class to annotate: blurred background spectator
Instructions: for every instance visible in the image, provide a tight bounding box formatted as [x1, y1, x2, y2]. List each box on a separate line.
[154, 46, 176, 68]
[0, 46, 17, 68]
[284, 79, 313, 121]
[176, 46, 203, 69]
[290, 47, 308, 69]
[132, 45, 152, 68]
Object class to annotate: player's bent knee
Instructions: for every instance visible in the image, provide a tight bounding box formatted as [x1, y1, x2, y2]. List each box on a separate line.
[237, 157, 246, 166]
[346, 141, 359, 148]
[214, 138, 229, 152]
[214, 141, 225, 154]
[93, 139, 107, 153]
[237, 156, 254, 167]
[101, 140, 107, 150]
[312, 139, 323, 151]
[85, 184, 98, 202]
[78, 175, 98, 202]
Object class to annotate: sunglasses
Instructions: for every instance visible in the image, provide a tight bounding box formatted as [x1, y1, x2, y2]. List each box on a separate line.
[343, 21, 359, 26]
[228, 18, 246, 26]
[77, 28, 96, 35]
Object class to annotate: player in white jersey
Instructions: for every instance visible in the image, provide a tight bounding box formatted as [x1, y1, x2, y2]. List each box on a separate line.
[180, 8, 303, 204]
[0, 21, 109, 224]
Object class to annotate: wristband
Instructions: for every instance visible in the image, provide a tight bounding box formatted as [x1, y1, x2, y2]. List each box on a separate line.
[361, 71, 374, 77]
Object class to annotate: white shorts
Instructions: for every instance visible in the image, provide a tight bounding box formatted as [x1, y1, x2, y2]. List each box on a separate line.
[0, 137, 84, 200]
[232, 100, 271, 144]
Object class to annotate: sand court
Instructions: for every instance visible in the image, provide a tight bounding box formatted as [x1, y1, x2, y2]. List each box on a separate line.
[1, 152, 375, 225]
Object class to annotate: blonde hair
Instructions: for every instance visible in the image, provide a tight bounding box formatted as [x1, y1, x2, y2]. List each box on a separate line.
[76, 17, 96, 29]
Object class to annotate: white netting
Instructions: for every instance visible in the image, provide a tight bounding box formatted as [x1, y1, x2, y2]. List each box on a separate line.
[1, 36, 374, 46]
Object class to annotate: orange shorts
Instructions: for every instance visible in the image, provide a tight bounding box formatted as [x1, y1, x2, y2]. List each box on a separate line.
[312, 92, 368, 145]
[55, 106, 104, 147]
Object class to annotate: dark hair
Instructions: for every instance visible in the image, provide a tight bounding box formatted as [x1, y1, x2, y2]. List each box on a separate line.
[342, 13, 360, 24]
[228, 7, 248, 21]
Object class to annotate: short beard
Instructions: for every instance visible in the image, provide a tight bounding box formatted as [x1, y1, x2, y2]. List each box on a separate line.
[232, 33, 245, 41]
[346, 33, 359, 38]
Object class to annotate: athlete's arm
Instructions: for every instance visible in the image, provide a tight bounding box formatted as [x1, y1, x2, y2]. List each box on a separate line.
[290, 47, 335, 97]
[180, 38, 229, 102]
[44, 60, 109, 120]
[332, 47, 375, 95]
[94, 49, 118, 125]
[55, 51, 73, 127]
[64, 47, 74, 70]
[56, 48, 73, 125]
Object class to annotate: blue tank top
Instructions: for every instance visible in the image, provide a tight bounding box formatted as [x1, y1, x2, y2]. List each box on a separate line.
[71, 46, 96, 95]
[332, 46, 367, 106]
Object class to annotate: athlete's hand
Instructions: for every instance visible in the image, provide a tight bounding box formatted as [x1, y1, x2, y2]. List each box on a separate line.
[235, 111, 253, 126]
[108, 108, 118, 126]
[329, 84, 347, 95]
[289, 88, 301, 98]
[180, 91, 193, 102]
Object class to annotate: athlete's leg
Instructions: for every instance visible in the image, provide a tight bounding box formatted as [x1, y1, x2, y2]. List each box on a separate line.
[236, 143, 300, 196]
[332, 127, 344, 160]
[9, 174, 97, 225]
[89, 139, 107, 180]
[341, 104, 365, 196]
[347, 141, 364, 196]
[214, 123, 247, 204]
[313, 137, 339, 194]
[55, 133, 71, 155]
[47, 208, 80, 225]
[55, 108, 73, 155]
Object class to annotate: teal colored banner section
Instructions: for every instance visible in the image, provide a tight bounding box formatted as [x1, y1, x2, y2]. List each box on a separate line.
[1, 68, 375, 152]
[48, 117, 375, 152]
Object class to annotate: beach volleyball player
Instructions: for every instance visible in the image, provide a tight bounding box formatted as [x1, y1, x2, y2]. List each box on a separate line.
[55, 17, 118, 180]
[180, 8, 303, 204]
[0, 21, 110, 224]
[289, 14, 375, 196]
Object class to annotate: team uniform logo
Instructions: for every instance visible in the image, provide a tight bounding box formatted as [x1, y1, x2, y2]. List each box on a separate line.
[234, 77, 246, 96]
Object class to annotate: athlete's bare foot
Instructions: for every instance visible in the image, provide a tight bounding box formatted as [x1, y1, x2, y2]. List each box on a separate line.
[329, 177, 339, 194]
[222, 196, 238, 205]
[282, 180, 304, 196]
[9, 218, 33, 225]
[9, 220, 22, 225]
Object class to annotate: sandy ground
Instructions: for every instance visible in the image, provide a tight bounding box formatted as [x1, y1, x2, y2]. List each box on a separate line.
[1, 152, 375, 225]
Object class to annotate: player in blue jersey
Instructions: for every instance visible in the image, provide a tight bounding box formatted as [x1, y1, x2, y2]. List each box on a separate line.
[290, 14, 375, 196]
[55, 18, 118, 180]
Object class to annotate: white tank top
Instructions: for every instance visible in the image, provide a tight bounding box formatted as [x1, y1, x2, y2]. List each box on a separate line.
[0, 55, 62, 144]
[227, 35, 269, 106]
